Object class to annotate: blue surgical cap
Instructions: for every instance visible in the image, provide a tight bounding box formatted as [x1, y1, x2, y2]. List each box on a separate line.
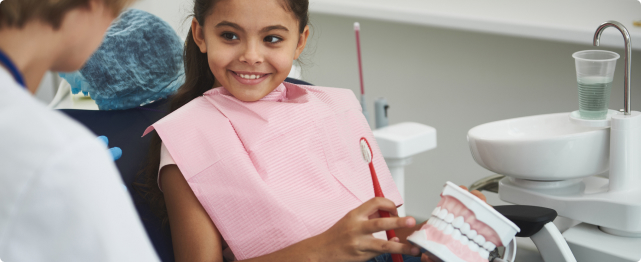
[59, 9, 184, 110]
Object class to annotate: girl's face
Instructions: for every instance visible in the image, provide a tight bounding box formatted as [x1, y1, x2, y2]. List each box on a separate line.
[192, 0, 309, 102]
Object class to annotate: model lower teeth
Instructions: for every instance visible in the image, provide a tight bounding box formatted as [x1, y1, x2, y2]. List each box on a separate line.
[407, 183, 520, 262]
[452, 228, 462, 240]
[427, 207, 495, 257]
[468, 242, 479, 252]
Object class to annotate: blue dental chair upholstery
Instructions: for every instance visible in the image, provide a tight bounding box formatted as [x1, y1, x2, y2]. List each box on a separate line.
[58, 78, 312, 262]
[60, 98, 175, 261]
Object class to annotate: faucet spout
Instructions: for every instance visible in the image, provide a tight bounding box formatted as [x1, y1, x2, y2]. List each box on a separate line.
[593, 21, 632, 115]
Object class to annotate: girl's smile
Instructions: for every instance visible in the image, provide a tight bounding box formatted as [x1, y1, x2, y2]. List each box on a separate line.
[229, 70, 271, 85]
[191, 0, 309, 102]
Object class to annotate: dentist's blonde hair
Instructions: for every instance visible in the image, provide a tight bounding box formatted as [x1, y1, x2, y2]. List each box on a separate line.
[0, 0, 134, 29]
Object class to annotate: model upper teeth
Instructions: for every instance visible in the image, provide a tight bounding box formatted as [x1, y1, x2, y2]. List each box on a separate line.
[432, 207, 441, 216]
[460, 222, 471, 235]
[444, 213, 454, 223]
[474, 235, 486, 245]
[483, 242, 496, 251]
[240, 74, 261, 79]
[437, 208, 448, 219]
[429, 206, 495, 259]
[452, 216, 464, 228]
[467, 229, 477, 239]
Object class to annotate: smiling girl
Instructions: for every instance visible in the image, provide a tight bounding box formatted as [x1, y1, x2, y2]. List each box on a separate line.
[141, 0, 428, 261]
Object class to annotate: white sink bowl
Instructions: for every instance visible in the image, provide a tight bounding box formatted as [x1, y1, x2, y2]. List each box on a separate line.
[468, 112, 610, 181]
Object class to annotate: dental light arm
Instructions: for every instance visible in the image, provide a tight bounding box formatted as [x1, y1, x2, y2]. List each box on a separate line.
[494, 205, 577, 262]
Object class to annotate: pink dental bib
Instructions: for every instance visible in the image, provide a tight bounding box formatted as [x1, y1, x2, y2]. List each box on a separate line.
[143, 83, 402, 260]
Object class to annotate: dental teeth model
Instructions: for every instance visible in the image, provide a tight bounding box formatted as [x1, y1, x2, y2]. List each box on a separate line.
[408, 182, 520, 262]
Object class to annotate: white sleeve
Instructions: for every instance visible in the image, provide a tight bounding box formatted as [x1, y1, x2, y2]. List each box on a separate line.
[0, 137, 159, 262]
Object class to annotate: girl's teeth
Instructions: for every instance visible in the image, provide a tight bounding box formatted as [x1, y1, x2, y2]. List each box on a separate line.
[239, 74, 261, 79]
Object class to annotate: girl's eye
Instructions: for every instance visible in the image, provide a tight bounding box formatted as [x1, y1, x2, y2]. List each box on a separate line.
[264, 35, 282, 43]
[222, 32, 238, 40]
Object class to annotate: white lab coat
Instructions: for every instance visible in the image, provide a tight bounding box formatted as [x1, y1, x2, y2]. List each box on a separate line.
[0, 68, 159, 262]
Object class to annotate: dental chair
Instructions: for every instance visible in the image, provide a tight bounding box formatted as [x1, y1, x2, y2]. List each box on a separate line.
[58, 77, 313, 262]
[58, 76, 566, 262]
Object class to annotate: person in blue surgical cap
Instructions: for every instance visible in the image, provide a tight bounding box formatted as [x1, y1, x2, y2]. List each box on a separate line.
[60, 8, 185, 111]
[60, 9, 185, 162]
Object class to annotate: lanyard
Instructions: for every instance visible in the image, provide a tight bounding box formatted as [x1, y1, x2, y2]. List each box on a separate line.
[0, 48, 26, 88]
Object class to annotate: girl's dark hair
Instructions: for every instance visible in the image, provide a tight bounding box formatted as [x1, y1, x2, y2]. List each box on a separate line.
[135, 0, 309, 228]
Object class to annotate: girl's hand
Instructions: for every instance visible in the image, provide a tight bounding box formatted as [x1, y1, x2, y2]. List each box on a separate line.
[315, 197, 421, 261]
[460, 185, 487, 203]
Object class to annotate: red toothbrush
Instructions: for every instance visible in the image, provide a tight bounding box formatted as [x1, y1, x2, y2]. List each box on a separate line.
[360, 137, 404, 262]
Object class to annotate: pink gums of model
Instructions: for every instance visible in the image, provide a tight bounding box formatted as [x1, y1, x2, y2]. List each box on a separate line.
[408, 182, 520, 262]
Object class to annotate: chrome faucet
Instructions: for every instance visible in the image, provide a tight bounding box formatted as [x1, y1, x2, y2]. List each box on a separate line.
[593, 21, 632, 115]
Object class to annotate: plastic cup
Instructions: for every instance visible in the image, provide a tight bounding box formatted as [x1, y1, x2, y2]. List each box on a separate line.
[572, 50, 620, 120]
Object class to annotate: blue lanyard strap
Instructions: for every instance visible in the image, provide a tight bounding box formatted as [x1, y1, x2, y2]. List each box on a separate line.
[0, 48, 26, 88]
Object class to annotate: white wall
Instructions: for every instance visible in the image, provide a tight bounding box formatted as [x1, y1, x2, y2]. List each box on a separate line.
[129, 1, 641, 221]
[130, 0, 193, 40]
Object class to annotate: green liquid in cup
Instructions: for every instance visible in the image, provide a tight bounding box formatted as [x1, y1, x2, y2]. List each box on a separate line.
[577, 76, 612, 119]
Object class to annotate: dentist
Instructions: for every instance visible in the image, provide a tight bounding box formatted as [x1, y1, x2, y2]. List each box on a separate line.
[0, 0, 159, 261]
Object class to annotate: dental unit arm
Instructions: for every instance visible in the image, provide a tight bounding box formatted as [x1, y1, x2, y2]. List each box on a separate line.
[493, 205, 576, 262]
[468, 176, 578, 262]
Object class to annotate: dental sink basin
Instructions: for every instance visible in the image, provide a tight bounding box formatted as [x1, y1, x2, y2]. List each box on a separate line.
[468, 112, 610, 180]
